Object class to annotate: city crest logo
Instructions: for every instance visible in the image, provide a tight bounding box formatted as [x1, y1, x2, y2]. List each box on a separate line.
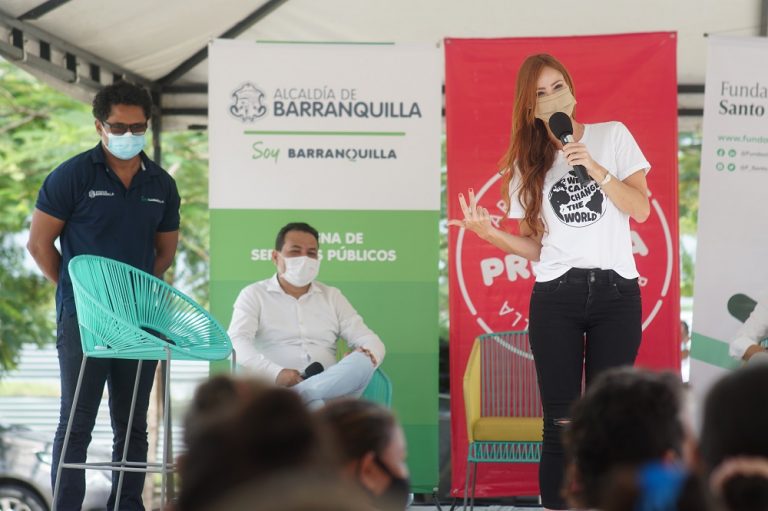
[229, 82, 268, 122]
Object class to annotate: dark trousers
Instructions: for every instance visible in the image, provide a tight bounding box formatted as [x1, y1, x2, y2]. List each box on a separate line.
[528, 268, 642, 509]
[52, 311, 157, 511]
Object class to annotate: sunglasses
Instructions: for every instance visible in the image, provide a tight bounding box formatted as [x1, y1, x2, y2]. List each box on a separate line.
[102, 120, 148, 136]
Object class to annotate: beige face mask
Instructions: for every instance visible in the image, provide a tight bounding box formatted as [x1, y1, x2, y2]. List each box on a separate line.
[534, 87, 577, 123]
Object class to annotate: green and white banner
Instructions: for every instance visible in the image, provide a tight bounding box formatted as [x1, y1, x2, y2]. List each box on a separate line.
[208, 39, 441, 491]
[690, 36, 768, 393]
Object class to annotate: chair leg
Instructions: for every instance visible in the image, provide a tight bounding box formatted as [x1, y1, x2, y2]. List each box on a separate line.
[470, 461, 478, 511]
[161, 347, 171, 507]
[164, 356, 177, 503]
[114, 359, 143, 511]
[52, 355, 89, 511]
[462, 458, 472, 511]
[461, 460, 472, 511]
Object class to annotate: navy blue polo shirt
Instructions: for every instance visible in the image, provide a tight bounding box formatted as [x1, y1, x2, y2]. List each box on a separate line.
[36, 143, 181, 319]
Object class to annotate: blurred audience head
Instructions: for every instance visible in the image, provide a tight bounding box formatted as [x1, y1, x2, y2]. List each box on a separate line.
[315, 399, 410, 510]
[177, 374, 336, 511]
[201, 472, 373, 511]
[564, 367, 689, 509]
[700, 364, 768, 511]
[599, 461, 713, 511]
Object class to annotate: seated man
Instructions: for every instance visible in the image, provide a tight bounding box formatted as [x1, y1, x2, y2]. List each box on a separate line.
[228, 222, 385, 408]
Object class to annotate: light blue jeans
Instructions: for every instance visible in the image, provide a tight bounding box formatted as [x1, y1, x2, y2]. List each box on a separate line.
[293, 351, 376, 409]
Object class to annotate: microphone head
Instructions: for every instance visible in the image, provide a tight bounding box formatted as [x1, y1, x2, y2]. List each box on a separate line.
[302, 362, 324, 379]
[548, 111, 574, 140]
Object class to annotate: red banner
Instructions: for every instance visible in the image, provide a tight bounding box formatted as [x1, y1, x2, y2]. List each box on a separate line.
[446, 33, 679, 498]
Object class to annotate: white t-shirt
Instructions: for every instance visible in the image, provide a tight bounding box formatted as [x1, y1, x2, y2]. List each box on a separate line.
[507, 121, 650, 282]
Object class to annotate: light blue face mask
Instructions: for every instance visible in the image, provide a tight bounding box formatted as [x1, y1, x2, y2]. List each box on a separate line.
[105, 131, 146, 160]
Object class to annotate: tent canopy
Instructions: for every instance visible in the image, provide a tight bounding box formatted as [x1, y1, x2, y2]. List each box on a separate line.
[1, 0, 765, 132]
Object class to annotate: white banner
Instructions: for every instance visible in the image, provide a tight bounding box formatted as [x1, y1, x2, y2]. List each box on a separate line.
[690, 36, 768, 393]
[208, 39, 442, 211]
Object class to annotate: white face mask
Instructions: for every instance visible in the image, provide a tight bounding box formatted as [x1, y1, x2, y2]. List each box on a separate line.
[280, 255, 320, 287]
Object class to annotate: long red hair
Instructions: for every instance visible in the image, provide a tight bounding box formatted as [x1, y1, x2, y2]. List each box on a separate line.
[499, 54, 576, 236]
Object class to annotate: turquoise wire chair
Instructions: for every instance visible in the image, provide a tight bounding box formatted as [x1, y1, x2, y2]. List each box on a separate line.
[54, 255, 233, 511]
[361, 367, 392, 407]
[462, 331, 543, 510]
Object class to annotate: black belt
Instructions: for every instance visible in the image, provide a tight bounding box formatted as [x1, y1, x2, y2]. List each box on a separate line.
[559, 268, 628, 284]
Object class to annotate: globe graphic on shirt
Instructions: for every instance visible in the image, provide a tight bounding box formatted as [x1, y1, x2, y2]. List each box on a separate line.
[548, 170, 606, 227]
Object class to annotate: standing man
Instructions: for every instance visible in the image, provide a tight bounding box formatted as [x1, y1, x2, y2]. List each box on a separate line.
[228, 222, 385, 408]
[27, 81, 180, 510]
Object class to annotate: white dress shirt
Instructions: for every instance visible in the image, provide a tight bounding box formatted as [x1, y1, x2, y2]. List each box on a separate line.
[730, 294, 768, 360]
[228, 275, 385, 382]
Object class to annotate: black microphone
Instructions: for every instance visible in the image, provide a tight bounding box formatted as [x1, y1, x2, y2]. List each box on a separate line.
[549, 112, 591, 186]
[301, 362, 324, 379]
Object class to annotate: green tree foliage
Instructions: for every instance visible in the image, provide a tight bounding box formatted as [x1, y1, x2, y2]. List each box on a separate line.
[0, 60, 94, 373]
[679, 133, 701, 236]
[439, 138, 448, 343]
[679, 132, 702, 297]
[160, 130, 210, 306]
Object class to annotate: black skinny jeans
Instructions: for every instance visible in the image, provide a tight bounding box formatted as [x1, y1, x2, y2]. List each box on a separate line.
[528, 268, 642, 509]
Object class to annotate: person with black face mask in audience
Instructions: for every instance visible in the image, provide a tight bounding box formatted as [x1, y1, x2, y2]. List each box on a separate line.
[176, 375, 337, 511]
[315, 399, 410, 511]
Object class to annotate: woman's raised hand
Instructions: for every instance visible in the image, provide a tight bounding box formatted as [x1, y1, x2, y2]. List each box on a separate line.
[447, 188, 494, 238]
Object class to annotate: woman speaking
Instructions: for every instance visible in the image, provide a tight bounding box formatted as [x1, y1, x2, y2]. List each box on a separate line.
[450, 53, 650, 510]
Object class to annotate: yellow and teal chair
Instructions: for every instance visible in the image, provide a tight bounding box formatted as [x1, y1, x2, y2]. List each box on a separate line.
[462, 330, 543, 510]
[54, 255, 232, 510]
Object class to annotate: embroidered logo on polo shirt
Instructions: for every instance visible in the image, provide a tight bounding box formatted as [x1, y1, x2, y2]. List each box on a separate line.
[141, 196, 165, 204]
[88, 190, 115, 198]
[548, 170, 606, 227]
